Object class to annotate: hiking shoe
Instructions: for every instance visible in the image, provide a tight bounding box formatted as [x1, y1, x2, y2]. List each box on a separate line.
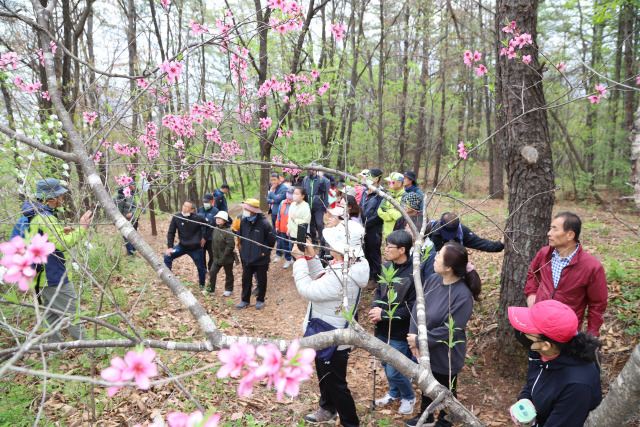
[303, 408, 337, 424]
[375, 394, 397, 407]
[223, 291, 232, 297]
[255, 301, 264, 310]
[273, 255, 283, 262]
[202, 289, 215, 296]
[283, 260, 292, 269]
[398, 398, 416, 415]
[405, 413, 435, 427]
[235, 302, 249, 309]
[252, 287, 259, 295]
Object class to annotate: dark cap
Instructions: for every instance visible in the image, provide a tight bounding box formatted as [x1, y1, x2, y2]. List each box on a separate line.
[404, 170, 417, 184]
[203, 193, 214, 202]
[221, 183, 230, 189]
[369, 168, 383, 179]
[286, 186, 295, 194]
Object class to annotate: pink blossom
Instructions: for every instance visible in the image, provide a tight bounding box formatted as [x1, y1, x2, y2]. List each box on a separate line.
[594, 84, 607, 98]
[555, 61, 566, 72]
[502, 21, 517, 33]
[330, 23, 345, 42]
[24, 234, 55, 264]
[189, 19, 209, 36]
[474, 64, 488, 77]
[167, 411, 219, 427]
[255, 344, 282, 379]
[161, 0, 170, 8]
[473, 50, 482, 62]
[457, 141, 468, 159]
[137, 78, 149, 88]
[41, 91, 50, 101]
[317, 82, 330, 96]
[50, 40, 57, 53]
[277, 128, 284, 138]
[588, 94, 600, 104]
[515, 33, 532, 48]
[121, 348, 158, 390]
[0, 51, 21, 70]
[637, 76, 640, 85]
[237, 371, 257, 397]
[522, 55, 532, 64]
[83, 111, 97, 124]
[500, 48, 509, 56]
[507, 48, 517, 59]
[13, 76, 22, 87]
[463, 50, 473, 67]
[159, 60, 183, 84]
[217, 342, 257, 378]
[100, 356, 127, 397]
[259, 117, 273, 130]
[268, 0, 285, 9]
[0, 236, 26, 258]
[311, 70, 320, 81]
[22, 82, 42, 94]
[94, 151, 102, 163]
[3, 255, 36, 291]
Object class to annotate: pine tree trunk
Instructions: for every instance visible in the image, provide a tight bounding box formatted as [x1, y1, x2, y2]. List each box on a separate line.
[494, 0, 555, 371]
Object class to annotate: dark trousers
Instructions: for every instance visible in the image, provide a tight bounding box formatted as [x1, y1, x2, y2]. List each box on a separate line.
[363, 228, 382, 280]
[272, 215, 283, 256]
[241, 263, 268, 303]
[419, 371, 457, 426]
[316, 349, 359, 427]
[309, 209, 325, 245]
[209, 263, 234, 292]
[277, 231, 293, 261]
[203, 240, 213, 271]
[163, 244, 207, 286]
[124, 220, 139, 255]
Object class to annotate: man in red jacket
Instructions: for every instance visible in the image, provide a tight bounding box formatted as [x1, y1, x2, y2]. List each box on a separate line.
[524, 212, 607, 336]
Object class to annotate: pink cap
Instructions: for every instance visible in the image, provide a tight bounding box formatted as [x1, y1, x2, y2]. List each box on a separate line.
[508, 300, 578, 343]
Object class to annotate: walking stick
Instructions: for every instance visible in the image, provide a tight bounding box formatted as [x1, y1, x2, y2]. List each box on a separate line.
[371, 356, 378, 409]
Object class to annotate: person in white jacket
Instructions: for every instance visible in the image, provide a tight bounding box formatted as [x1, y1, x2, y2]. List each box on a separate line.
[292, 221, 369, 426]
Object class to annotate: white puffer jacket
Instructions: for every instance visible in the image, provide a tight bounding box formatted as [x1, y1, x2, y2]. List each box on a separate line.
[293, 256, 369, 350]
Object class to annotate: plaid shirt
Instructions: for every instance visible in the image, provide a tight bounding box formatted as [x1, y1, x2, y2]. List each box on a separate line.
[550, 244, 579, 289]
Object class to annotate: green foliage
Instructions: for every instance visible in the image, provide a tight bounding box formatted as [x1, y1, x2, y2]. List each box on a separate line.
[0, 381, 40, 425]
[437, 316, 464, 349]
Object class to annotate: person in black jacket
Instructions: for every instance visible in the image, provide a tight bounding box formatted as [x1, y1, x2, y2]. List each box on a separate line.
[359, 167, 385, 288]
[430, 212, 505, 252]
[508, 300, 602, 427]
[164, 201, 208, 289]
[197, 193, 219, 271]
[369, 230, 417, 415]
[235, 198, 276, 310]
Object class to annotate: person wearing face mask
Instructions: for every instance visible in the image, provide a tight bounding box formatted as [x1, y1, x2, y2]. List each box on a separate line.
[275, 186, 295, 269]
[288, 186, 311, 243]
[164, 201, 209, 289]
[302, 163, 330, 253]
[359, 168, 385, 289]
[266, 172, 288, 262]
[235, 199, 276, 309]
[378, 172, 406, 239]
[508, 300, 602, 427]
[27, 178, 93, 342]
[197, 193, 219, 272]
[406, 242, 482, 427]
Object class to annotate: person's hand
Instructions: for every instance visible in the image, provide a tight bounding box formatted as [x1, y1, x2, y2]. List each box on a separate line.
[291, 249, 305, 260]
[501, 227, 510, 245]
[63, 226, 75, 235]
[270, 185, 277, 192]
[79, 210, 93, 230]
[126, 212, 133, 220]
[201, 238, 206, 247]
[165, 248, 174, 257]
[290, 213, 295, 222]
[138, 202, 143, 207]
[407, 333, 419, 358]
[368, 307, 382, 324]
[527, 294, 536, 307]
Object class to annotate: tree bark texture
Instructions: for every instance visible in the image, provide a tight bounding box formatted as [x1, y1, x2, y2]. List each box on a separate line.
[630, 102, 640, 214]
[494, 0, 555, 370]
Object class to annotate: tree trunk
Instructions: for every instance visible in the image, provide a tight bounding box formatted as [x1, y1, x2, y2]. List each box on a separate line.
[397, 4, 410, 171]
[413, 7, 430, 177]
[630, 102, 640, 214]
[585, 343, 640, 426]
[495, 0, 555, 371]
[432, 27, 447, 188]
[377, 0, 385, 167]
[622, 2, 636, 145]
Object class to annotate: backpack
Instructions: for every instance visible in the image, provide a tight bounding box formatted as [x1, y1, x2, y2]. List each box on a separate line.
[11, 215, 33, 239]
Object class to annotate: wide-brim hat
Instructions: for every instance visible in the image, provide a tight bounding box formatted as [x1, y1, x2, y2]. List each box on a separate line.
[404, 170, 418, 184]
[327, 206, 345, 218]
[384, 172, 404, 182]
[35, 178, 68, 200]
[508, 300, 578, 343]
[240, 198, 262, 213]
[214, 211, 230, 222]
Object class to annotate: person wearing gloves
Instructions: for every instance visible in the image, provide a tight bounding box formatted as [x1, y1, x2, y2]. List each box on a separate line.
[197, 193, 219, 271]
[287, 187, 311, 243]
[508, 300, 602, 427]
[28, 178, 92, 342]
[266, 172, 288, 261]
[203, 211, 236, 297]
[406, 242, 482, 427]
[378, 172, 406, 239]
[275, 186, 295, 268]
[292, 222, 369, 427]
[112, 181, 141, 256]
[164, 201, 208, 289]
[403, 170, 424, 211]
[235, 199, 276, 310]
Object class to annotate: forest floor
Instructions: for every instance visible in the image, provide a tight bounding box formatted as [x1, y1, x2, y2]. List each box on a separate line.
[3, 196, 639, 426]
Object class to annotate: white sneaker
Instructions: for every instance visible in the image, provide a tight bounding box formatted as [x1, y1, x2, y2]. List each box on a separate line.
[273, 255, 283, 262]
[202, 289, 214, 296]
[223, 291, 232, 297]
[398, 398, 416, 415]
[283, 260, 291, 269]
[374, 394, 397, 407]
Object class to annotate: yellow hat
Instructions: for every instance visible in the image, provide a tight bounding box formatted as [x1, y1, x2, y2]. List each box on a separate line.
[240, 198, 261, 213]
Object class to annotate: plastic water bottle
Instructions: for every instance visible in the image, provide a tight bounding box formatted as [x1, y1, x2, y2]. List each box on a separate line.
[510, 399, 536, 427]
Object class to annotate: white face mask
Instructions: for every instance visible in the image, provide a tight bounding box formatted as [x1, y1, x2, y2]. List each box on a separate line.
[365, 179, 374, 186]
[293, 194, 302, 202]
[318, 171, 324, 176]
[183, 212, 191, 217]
[203, 203, 211, 208]
[242, 209, 251, 217]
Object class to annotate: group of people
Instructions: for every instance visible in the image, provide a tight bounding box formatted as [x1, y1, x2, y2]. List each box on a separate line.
[19, 168, 608, 427]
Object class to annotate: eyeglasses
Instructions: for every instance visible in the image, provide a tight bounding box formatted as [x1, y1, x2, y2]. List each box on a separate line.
[385, 244, 398, 249]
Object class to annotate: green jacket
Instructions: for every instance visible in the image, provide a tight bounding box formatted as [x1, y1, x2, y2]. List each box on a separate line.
[112, 192, 138, 217]
[377, 188, 405, 239]
[211, 224, 236, 265]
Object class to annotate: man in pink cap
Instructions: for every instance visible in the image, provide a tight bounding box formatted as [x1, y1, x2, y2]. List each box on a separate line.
[508, 300, 602, 427]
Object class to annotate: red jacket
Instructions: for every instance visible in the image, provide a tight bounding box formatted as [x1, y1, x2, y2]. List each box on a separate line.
[525, 245, 607, 336]
[275, 199, 293, 234]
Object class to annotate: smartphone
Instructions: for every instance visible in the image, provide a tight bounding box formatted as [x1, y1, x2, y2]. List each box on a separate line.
[297, 223, 309, 251]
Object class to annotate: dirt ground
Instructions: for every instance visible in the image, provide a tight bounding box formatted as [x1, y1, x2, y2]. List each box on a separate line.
[36, 196, 640, 426]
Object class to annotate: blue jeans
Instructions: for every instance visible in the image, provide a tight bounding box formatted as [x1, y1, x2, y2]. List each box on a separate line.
[277, 231, 293, 261]
[123, 220, 138, 255]
[163, 244, 207, 286]
[376, 335, 415, 400]
[271, 215, 283, 257]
